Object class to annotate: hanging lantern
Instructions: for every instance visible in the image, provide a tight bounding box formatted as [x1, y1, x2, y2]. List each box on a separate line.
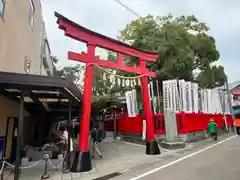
[129, 79, 131, 87]
[107, 74, 110, 81]
[103, 73, 107, 81]
[131, 79, 134, 87]
[138, 78, 141, 85]
[129, 79, 132, 87]
[108, 74, 112, 82]
[133, 79, 137, 86]
[126, 79, 130, 87]
[109, 75, 114, 84]
[122, 79, 125, 87]
[117, 78, 121, 86]
[112, 75, 116, 85]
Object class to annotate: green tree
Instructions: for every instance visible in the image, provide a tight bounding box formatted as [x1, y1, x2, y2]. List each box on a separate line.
[196, 65, 226, 88]
[55, 64, 84, 86]
[120, 14, 224, 87]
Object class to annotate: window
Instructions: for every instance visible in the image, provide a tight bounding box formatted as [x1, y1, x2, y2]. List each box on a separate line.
[43, 39, 51, 57]
[24, 56, 31, 74]
[0, 0, 5, 17]
[28, 0, 35, 28]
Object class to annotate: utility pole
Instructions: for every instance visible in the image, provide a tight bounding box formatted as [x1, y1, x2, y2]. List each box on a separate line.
[225, 77, 235, 131]
[218, 89, 228, 132]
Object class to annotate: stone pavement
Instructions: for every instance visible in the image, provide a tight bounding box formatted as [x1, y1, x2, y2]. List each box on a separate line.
[2, 138, 184, 180]
[3, 133, 235, 180]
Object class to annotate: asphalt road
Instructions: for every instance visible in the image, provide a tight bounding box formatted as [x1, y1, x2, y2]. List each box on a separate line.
[114, 134, 240, 180]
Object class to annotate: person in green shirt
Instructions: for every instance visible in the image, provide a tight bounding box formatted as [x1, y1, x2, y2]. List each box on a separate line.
[208, 119, 218, 141]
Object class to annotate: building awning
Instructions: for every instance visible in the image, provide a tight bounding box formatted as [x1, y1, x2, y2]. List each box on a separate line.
[232, 89, 240, 95]
[0, 71, 82, 119]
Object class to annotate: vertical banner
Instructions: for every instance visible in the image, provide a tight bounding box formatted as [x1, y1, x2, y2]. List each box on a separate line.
[163, 80, 170, 110]
[207, 89, 212, 113]
[224, 94, 230, 114]
[125, 90, 138, 117]
[203, 89, 208, 113]
[185, 82, 192, 112]
[142, 120, 146, 140]
[148, 84, 151, 99]
[216, 89, 222, 113]
[172, 79, 177, 112]
[150, 81, 156, 114]
[179, 80, 187, 112]
[132, 89, 138, 116]
[162, 79, 224, 114]
[199, 89, 203, 112]
[168, 80, 173, 110]
[212, 89, 219, 113]
[125, 91, 133, 117]
[191, 83, 199, 113]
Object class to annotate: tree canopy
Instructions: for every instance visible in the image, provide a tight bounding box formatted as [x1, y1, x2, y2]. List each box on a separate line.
[53, 13, 227, 101]
[120, 14, 226, 88]
[53, 63, 83, 86]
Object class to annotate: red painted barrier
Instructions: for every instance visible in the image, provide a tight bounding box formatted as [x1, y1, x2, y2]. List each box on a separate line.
[118, 115, 144, 133]
[103, 113, 234, 135]
[103, 113, 144, 133]
[177, 112, 233, 133]
[153, 114, 166, 134]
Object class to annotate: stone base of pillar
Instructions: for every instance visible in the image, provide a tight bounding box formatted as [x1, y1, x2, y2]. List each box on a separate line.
[160, 141, 186, 150]
[146, 140, 161, 155]
[71, 150, 92, 172]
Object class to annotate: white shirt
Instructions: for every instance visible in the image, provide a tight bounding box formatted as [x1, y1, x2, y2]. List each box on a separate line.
[63, 130, 73, 151]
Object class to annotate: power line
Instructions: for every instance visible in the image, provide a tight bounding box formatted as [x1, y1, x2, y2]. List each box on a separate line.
[114, 0, 142, 18]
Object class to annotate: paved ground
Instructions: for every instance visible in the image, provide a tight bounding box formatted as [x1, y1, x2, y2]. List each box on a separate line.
[113, 133, 240, 180]
[2, 133, 238, 180]
[2, 138, 181, 180]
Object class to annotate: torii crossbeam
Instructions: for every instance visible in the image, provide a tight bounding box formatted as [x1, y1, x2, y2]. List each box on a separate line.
[55, 12, 161, 172]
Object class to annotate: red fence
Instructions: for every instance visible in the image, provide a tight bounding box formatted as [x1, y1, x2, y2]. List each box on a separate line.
[103, 113, 234, 135]
[176, 112, 233, 133]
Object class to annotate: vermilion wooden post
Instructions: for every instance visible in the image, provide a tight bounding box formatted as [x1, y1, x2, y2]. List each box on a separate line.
[140, 76, 155, 141]
[140, 60, 160, 154]
[78, 44, 95, 152]
[72, 44, 95, 172]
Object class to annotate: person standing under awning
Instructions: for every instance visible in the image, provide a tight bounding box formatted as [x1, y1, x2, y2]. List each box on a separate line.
[62, 125, 73, 170]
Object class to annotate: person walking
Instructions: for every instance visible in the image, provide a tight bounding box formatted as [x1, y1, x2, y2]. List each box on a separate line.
[208, 119, 218, 141]
[61, 125, 73, 171]
[91, 123, 104, 159]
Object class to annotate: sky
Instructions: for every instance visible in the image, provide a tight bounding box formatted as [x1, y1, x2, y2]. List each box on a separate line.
[41, 0, 240, 82]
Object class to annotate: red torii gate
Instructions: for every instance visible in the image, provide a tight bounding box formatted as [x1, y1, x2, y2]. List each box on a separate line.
[55, 12, 160, 172]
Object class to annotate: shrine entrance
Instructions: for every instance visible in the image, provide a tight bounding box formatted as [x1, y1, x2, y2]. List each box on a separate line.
[55, 12, 161, 172]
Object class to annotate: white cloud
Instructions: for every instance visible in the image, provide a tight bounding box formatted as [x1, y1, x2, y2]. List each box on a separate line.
[41, 0, 240, 81]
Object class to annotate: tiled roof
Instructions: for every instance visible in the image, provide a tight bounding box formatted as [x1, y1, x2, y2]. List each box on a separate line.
[228, 81, 240, 90]
[218, 81, 240, 90]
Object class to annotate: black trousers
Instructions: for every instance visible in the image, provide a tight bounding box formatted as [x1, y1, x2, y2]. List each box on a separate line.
[210, 132, 218, 140]
[63, 151, 74, 170]
[236, 127, 240, 135]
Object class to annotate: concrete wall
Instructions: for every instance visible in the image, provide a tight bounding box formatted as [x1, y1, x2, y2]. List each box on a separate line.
[0, 0, 51, 75]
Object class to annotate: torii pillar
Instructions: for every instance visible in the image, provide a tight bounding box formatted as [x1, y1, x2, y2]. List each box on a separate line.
[55, 12, 160, 172]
